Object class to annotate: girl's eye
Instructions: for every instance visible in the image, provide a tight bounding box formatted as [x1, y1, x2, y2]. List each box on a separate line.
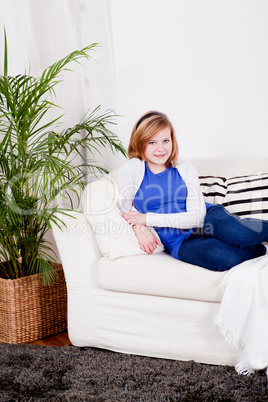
[149, 141, 155, 145]
[164, 139, 169, 143]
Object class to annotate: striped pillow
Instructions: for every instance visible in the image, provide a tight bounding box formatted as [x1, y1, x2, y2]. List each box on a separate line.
[199, 176, 227, 205]
[222, 173, 268, 219]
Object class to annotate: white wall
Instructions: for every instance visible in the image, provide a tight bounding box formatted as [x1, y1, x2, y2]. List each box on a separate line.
[110, 0, 268, 159]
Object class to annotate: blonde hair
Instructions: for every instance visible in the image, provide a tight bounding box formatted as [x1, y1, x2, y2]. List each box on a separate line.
[128, 111, 179, 167]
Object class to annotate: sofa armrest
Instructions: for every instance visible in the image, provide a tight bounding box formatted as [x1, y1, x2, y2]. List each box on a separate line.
[51, 211, 101, 289]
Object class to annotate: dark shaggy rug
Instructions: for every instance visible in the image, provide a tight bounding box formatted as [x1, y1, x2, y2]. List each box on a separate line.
[0, 343, 267, 401]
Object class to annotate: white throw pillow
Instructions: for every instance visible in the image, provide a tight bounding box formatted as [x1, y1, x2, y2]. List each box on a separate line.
[199, 175, 227, 205]
[222, 173, 268, 220]
[82, 175, 164, 259]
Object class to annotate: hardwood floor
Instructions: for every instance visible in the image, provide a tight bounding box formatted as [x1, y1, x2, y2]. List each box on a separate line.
[29, 330, 72, 347]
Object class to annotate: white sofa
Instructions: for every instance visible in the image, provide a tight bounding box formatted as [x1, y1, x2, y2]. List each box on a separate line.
[52, 158, 268, 366]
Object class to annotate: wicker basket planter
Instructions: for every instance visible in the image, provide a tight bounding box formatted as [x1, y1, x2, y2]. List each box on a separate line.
[0, 263, 67, 344]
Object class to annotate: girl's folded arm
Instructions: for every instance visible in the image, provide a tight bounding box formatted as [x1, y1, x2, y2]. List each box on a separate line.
[146, 162, 206, 229]
[146, 209, 205, 229]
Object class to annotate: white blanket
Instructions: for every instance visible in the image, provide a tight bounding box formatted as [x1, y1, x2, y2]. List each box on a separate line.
[215, 255, 268, 376]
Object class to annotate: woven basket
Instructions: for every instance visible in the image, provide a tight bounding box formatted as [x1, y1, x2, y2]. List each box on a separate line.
[0, 263, 67, 344]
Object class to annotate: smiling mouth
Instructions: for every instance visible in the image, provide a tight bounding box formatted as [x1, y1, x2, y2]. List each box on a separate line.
[154, 154, 166, 158]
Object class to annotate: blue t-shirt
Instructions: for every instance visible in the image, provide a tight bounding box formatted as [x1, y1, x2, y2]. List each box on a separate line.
[134, 163, 193, 259]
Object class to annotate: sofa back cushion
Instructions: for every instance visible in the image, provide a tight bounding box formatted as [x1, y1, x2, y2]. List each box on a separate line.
[83, 169, 268, 260]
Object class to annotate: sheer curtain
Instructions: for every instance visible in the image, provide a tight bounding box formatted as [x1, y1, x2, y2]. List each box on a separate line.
[0, 0, 118, 137]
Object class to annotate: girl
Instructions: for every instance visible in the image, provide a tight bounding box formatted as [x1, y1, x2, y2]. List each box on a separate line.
[115, 111, 268, 271]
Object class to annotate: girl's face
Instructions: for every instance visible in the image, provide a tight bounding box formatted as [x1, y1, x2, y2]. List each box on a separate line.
[143, 126, 172, 174]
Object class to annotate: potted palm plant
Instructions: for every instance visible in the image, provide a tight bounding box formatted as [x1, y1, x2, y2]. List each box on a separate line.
[0, 32, 127, 343]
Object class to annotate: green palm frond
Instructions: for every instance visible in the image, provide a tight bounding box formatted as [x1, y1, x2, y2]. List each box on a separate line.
[4, 28, 8, 77]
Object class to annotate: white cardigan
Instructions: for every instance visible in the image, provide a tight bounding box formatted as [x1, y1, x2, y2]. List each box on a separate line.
[112, 158, 206, 230]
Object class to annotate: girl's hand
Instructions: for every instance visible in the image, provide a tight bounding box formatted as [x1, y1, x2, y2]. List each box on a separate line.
[123, 211, 147, 225]
[132, 225, 162, 254]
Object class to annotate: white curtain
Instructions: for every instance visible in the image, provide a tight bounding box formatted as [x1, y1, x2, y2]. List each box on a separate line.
[0, 0, 118, 132]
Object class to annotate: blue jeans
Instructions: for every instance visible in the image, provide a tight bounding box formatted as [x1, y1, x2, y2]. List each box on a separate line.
[178, 204, 267, 271]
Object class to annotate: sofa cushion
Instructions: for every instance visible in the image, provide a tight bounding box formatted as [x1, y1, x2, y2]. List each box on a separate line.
[222, 173, 268, 219]
[83, 176, 164, 260]
[199, 175, 227, 205]
[97, 252, 226, 302]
